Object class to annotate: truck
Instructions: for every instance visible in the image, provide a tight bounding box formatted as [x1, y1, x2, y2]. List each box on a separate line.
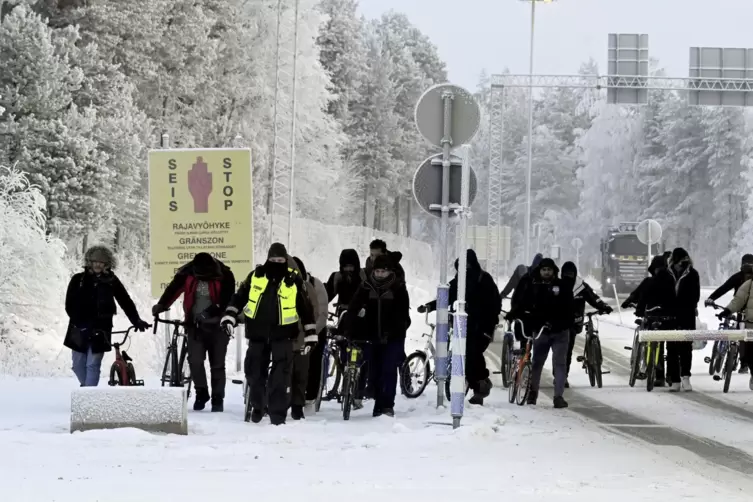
[600, 222, 662, 295]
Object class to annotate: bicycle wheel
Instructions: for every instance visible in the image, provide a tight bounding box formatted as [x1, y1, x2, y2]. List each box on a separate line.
[170, 345, 181, 387]
[645, 345, 656, 392]
[161, 345, 173, 386]
[243, 384, 252, 422]
[590, 338, 603, 389]
[501, 335, 513, 388]
[629, 338, 640, 387]
[109, 362, 124, 386]
[126, 363, 137, 386]
[715, 342, 727, 375]
[341, 370, 353, 420]
[508, 361, 518, 404]
[401, 351, 430, 398]
[315, 349, 329, 412]
[516, 362, 531, 406]
[724, 344, 738, 394]
[586, 341, 596, 388]
[708, 341, 718, 375]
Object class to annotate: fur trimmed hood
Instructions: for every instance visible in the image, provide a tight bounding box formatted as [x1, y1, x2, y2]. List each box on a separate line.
[84, 245, 116, 270]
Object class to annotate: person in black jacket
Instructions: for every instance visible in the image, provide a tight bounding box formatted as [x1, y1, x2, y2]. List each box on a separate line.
[221, 243, 316, 425]
[622, 254, 668, 310]
[64, 246, 150, 387]
[500, 253, 543, 299]
[152, 253, 236, 412]
[419, 249, 501, 405]
[642, 248, 701, 392]
[507, 258, 573, 408]
[344, 254, 410, 417]
[560, 262, 612, 387]
[325, 249, 365, 309]
[364, 239, 406, 284]
[705, 253, 753, 373]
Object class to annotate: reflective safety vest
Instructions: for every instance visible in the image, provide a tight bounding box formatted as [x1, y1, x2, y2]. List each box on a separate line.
[244, 269, 299, 325]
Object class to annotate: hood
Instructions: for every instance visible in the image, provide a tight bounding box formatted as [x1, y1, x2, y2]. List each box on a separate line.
[389, 251, 403, 264]
[669, 247, 691, 268]
[647, 255, 667, 276]
[531, 253, 543, 269]
[84, 245, 116, 270]
[339, 249, 361, 271]
[536, 257, 559, 277]
[454, 249, 480, 271]
[191, 252, 222, 279]
[292, 256, 307, 280]
[514, 264, 528, 277]
[561, 261, 577, 277]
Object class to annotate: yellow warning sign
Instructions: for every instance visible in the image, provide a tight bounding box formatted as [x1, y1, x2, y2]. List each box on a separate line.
[148, 149, 253, 298]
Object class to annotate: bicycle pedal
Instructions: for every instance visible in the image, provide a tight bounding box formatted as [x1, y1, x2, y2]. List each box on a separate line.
[624, 346, 633, 351]
[601, 371, 611, 375]
[576, 356, 585, 363]
[231, 379, 243, 385]
[713, 375, 722, 381]
[704, 357, 711, 364]
[492, 371, 502, 374]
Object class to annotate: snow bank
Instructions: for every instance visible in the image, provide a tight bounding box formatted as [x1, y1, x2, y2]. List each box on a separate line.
[70, 387, 187, 435]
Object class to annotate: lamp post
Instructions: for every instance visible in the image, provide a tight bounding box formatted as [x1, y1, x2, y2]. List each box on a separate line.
[521, 0, 555, 262]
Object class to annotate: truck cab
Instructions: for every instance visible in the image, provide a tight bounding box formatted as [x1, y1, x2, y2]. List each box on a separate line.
[600, 223, 661, 295]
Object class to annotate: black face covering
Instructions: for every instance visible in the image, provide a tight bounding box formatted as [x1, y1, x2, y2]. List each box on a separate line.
[267, 261, 288, 279]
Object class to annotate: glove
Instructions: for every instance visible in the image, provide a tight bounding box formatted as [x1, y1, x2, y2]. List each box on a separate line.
[600, 306, 613, 315]
[620, 300, 632, 309]
[417, 304, 427, 314]
[704, 298, 715, 308]
[718, 308, 731, 319]
[152, 304, 168, 317]
[303, 328, 317, 355]
[134, 319, 150, 332]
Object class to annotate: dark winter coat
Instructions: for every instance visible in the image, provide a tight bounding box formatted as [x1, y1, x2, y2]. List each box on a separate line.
[157, 255, 235, 324]
[64, 270, 141, 353]
[624, 255, 667, 311]
[511, 262, 574, 333]
[426, 249, 501, 336]
[570, 278, 608, 333]
[640, 260, 700, 329]
[500, 264, 529, 298]
[708, 271, 747, 302]
[509, 253, 544, 311]
[225, 263, 315, 342]
[325, 249, 365, 307]
[344, 274, 410, 343]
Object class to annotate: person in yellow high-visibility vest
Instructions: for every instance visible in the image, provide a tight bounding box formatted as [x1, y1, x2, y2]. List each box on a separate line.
[221, 243, 316, 425]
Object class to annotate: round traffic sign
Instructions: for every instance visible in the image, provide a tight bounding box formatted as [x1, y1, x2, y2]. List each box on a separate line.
[412, 153, 477, 218]
[571, 237, 583, 250]
[414, 84, 480, 148]
[636, 219, 662, 245]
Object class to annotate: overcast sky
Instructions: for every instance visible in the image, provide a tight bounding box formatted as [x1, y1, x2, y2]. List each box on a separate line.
[358, 0, 753, 91]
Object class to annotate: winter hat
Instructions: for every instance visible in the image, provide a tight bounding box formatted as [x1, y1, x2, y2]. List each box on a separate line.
[561, 261, 577, 277]
[192, 252, 220, 278]
[372, 254, 394, 271]
[84, 245, 116, 270]
[742, 254, 753, 265]
[292, 256, 307, 279]
[538, 258, 559, 273]
[267, 242, 288, 259]
[339, 249, 360, 269]
[648, 255, 667, 276]
[454, 249, 480, 270]
[742, 263, 753, 276]
[670, 247, 690, 265]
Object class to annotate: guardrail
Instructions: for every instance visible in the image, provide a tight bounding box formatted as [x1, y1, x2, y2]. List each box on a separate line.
[638, 329, 753, 342]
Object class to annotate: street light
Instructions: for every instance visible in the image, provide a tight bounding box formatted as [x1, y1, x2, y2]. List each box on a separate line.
[520, 0, 555, 262]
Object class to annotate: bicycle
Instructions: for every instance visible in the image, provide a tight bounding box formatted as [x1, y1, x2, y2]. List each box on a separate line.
[508, 323, 545, 406]
[399, 312, 468, 400]
[626, 314, 672, 392]
[153, 316, 192, 398]
[341, 339, 372, 420]
[314, 311, 345, 412]
[576, 311, 610, 388]
[107, 326, 147, 386]
[494, 312, 520, 389]
[706, 305, 742, 393]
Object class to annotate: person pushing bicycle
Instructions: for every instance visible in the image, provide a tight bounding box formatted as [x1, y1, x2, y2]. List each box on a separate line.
[152, 252, 236, 412]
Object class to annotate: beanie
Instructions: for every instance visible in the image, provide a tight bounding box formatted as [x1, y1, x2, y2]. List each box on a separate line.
[373, 254, 394, 271]
[267, 242, 288, 259]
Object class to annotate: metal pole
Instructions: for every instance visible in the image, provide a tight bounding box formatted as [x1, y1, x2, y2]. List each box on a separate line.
[160, 132, 171, 350]
[523, 0, 536, 262]
[452, 145, 471, 429]
[576, 247, 580, 275]
[286, 0, 300, 251]
[647, 224, 652, 274]
[435, 90, 454, 408]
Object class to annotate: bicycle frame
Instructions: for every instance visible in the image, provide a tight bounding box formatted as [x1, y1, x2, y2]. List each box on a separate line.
[109, 326, 143, 386]
[515, 324, 544, 381]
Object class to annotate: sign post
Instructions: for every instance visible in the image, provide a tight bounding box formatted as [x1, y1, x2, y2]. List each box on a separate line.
[571, 237, 583, 274]
[148, 147, 254, 295]
[414, 83, 480, 410]
[637, 219, 662, 272]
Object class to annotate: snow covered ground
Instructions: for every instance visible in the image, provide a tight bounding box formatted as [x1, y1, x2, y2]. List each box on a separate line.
[3, 376, 752, 502]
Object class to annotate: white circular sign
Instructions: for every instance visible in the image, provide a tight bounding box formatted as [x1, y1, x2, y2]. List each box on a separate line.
[636, 219, 662, 245]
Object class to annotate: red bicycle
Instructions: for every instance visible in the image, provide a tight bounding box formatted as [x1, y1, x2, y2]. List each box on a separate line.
[108, 326, 146, 386]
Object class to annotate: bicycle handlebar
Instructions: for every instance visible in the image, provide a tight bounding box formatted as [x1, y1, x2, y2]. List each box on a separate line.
[152, 316, 185, 334]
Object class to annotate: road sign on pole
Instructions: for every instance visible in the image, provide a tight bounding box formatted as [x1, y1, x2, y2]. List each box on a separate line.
[607, 33, 649, 105]
[414, 83, 480, 411]
[637, 219, 662, 267]
[412, 154, 477, 217]
[572, 237, 582, 274]
[689, 47, 753, 106]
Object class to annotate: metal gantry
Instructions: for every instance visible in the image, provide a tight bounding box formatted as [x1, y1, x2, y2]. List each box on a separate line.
[269, 0, 300, 249]
[486, 73, 753, 270]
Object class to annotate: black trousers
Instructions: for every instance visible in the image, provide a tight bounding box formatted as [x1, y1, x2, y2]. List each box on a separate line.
[666, 341, 692, 381]
[245, 340, 293, 419]
[291, 350, 310, 407]
[466, 333, 491, 391]
[187, 325, 228, 399]
[305, 330, 327, 401]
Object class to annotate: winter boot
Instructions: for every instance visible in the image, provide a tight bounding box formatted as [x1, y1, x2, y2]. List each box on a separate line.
[193, 388, 210, 411]
[669, 381, 681, 392]
[553, 396, 568, 409]
[380, 407, 395, 417]
[526, 390, 538, 405]
[654, 377, 665, 387]
[353, 399, 364, 410]
[372, 406, 382, 417]
[211, 398, 224, 412]
[478, 378, 492, 398]
[270, 415, 286, 426]
[740, 363, 749, 374]
[468, 394, 484, 405]
[251, 409, 264, 423]
[681, 376, 692, 392]
[291, 405, 305, 420]
[749, 375, 753, 391]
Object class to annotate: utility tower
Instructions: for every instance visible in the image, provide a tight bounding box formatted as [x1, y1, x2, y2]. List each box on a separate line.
[268, 0, 300, 249]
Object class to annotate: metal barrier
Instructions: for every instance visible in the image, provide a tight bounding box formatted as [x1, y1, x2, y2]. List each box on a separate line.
[638, 329, 753, 343]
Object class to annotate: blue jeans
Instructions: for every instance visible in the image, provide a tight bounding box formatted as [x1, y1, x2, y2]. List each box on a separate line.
[72, 348, 104, 386]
